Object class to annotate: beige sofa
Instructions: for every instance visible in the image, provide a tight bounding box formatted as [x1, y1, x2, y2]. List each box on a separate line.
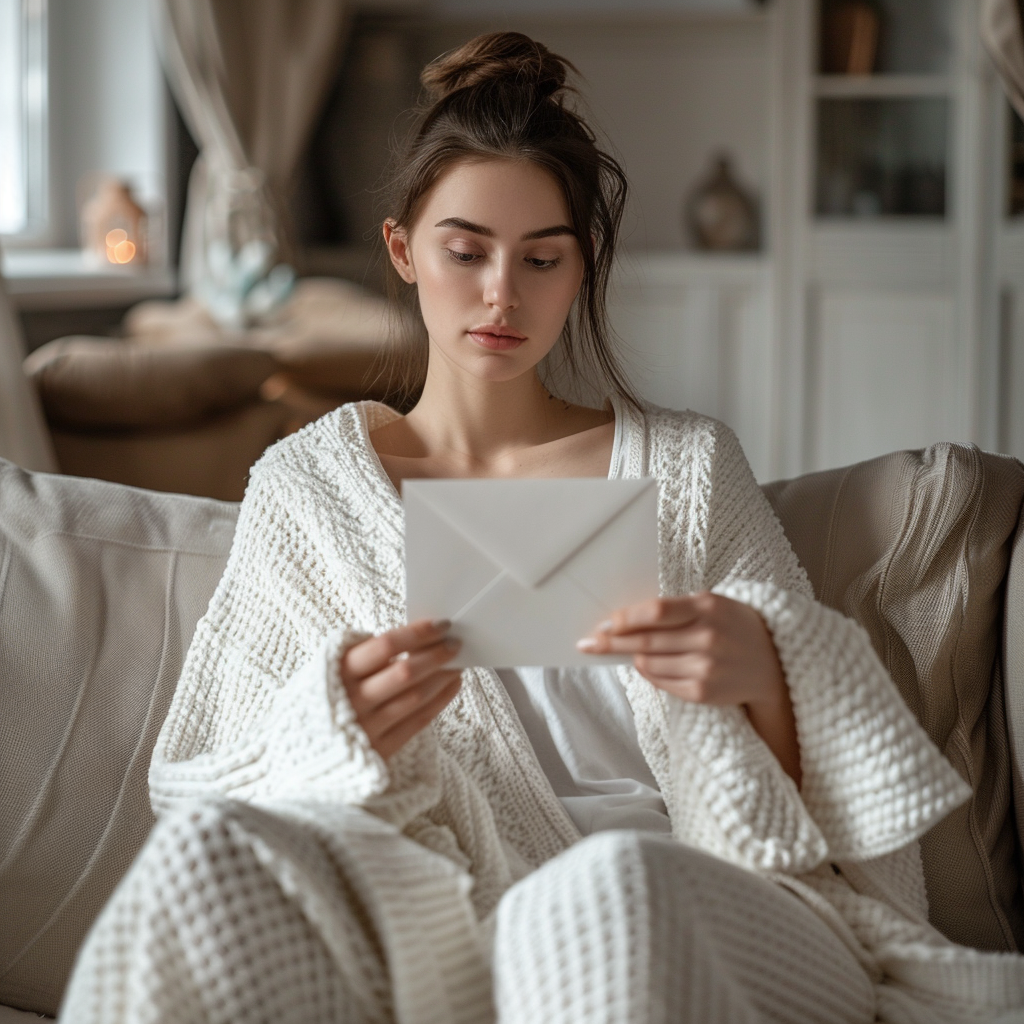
[2, 442, 1024, 1019]
[17, 278, 400, 503]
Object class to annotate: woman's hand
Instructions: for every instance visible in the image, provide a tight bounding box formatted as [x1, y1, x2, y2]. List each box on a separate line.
[577, 592, 802, 786]
[340, 618, 462, 760]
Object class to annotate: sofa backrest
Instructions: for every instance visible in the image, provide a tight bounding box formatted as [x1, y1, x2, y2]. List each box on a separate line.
[4, 442, 1024, 1015]
[764, 442, 1024, 954]
[0, 458, 238, 1016]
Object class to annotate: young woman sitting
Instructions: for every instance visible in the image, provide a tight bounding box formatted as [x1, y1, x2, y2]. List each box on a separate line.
[62, 31, 1024, 1024]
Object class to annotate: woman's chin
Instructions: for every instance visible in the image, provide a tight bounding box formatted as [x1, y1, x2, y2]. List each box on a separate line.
[425, 335, 554, 385]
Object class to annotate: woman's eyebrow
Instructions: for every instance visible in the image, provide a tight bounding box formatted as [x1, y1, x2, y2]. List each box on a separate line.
[434, 217, 576, 240]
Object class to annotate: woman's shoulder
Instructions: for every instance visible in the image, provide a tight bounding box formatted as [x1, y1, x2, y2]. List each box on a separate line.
[251, 402, 372, 482]
[239, 401, 383, 518]
[638, 402, 744, 471]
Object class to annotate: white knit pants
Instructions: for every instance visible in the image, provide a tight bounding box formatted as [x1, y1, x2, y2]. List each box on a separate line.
[61, 800, 391, 1024]
[493, 830, 877, 1024]
[60, 800, 490, 1024]
[62, 805, 875, 1024]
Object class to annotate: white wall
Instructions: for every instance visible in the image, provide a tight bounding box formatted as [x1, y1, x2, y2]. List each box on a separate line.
[47, 0, 166, 248]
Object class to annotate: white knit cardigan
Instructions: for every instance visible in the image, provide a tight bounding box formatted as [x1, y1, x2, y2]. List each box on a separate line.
[149, 399, 1024, 1022]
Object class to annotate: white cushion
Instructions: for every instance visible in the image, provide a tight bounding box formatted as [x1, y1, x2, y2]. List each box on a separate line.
[0, 459, 237, 1016]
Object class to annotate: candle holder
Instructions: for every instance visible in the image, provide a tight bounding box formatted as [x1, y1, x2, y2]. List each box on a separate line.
[80, 177, 149, 268]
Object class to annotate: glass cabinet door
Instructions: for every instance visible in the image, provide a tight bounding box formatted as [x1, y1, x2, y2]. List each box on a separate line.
[815, 0, 954, 221]
[816, 97, 948, 218]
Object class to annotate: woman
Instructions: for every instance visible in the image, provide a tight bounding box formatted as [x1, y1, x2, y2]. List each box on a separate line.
[63, 32, 1024, 1024]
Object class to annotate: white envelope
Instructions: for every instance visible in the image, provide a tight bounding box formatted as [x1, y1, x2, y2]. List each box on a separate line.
[404, 477, 659, 668]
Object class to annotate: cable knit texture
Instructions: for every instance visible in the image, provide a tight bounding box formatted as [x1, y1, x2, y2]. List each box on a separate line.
[61, 399, 1024, 1023]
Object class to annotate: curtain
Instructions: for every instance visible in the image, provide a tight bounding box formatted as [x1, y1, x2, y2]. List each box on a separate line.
[0, 248, 57, 471]
[982, 0, 1024, 119]
[157, 0, 350, 323]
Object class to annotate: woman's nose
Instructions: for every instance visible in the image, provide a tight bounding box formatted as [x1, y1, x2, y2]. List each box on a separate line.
[483, 260, 519, 311]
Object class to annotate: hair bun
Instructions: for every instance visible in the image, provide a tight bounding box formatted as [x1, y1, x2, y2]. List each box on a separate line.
[421, 31, 575, 104]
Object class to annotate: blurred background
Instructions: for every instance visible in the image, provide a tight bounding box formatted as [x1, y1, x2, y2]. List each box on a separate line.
[1, 0, 1022, 494]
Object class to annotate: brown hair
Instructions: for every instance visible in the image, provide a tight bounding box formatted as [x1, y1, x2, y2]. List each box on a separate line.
[376, 31, 638, 409]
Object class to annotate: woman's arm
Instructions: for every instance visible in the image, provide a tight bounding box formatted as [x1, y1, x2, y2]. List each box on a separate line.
[586, 413, 968, 872]
[149, 453, 454, 824]
[579, 591, 802, 787]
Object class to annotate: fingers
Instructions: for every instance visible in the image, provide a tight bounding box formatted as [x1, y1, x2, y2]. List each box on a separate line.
[373, 675, 463, 760]
[361, 668, 463, 740]
[596, 594, 708, 636]
[578, 624, 715, 655]
[576, 593, 714, 654]
[339, 618, 465, 762]
[631, 654, 732, 704]
[342, 618, 452, 681]
[354, 637, 461, 710]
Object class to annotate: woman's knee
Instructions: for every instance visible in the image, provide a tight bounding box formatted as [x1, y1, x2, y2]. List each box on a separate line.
[494, 832, 876, 1024]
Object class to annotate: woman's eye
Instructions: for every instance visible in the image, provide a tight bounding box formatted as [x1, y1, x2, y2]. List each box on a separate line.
[526, 257, 561, 270]
[445, 249, 480, 264]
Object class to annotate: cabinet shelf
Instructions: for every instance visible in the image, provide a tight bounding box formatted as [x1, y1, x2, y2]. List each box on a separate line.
[814, 74, 952, 99]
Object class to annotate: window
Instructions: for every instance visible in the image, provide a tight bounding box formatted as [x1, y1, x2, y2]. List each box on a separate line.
[0, 0, 46, 238]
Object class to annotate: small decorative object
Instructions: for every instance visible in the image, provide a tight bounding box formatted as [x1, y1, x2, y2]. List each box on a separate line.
[821, 0, 881, 75]
[684, 154, 759, 252]
[196, 167, 295, 330]
[80, 177, 149, 267]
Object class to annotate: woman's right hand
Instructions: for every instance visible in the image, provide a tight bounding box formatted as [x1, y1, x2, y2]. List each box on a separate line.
[339, 618, 463, 760]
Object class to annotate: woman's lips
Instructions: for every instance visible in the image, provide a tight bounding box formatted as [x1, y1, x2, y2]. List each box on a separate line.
[468, 329, 526, 351]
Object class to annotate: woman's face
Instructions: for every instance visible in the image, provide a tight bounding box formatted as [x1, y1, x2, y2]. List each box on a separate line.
[385, 158, 585, 384]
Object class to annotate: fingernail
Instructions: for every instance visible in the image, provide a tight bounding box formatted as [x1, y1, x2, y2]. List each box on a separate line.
[597, 620, 614, 633]
[432, 618, 452, 631]
[576, 637, 599, 651]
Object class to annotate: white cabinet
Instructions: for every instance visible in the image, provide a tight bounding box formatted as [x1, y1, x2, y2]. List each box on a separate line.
[810, 287, 962, 469]
[770, 0, 1003, 475]
[548, 0, 1007, 478]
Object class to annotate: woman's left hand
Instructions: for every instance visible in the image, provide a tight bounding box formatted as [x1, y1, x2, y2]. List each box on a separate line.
[577, 592, 802, 785]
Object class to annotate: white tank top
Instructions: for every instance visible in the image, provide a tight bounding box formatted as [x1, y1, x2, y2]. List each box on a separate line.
[496, 401, 672, 837]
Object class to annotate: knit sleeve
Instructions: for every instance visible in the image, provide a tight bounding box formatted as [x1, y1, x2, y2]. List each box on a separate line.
[148, 454, 440, 830]
[652, 416, 970, 873]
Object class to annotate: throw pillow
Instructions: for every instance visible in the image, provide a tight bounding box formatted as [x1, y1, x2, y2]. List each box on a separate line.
[24, 337, 278, 429]
[764, 443, 1024, 953]
[0, 459, 237, 1015]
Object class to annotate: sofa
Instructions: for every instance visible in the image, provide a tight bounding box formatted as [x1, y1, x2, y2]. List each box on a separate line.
[14, 278, 401, 502]
[2, 441, 1024, 1020]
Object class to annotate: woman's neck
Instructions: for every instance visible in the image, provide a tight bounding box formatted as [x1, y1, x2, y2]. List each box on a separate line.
[369, 345, 615, 481]
[405, 363, 570, 465]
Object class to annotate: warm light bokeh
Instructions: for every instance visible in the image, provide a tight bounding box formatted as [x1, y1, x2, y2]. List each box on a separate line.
[111, 239, 136, 263]
[104, 228, 137, 264]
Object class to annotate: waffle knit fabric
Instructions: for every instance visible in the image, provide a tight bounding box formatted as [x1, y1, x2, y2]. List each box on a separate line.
[62, 399, 1024, 1023]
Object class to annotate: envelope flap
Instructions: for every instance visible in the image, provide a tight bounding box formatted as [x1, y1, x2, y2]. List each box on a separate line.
[404, 478, 656, 588]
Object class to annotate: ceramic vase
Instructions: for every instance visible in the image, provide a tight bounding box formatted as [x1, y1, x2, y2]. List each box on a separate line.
[684, 155, 759, 252]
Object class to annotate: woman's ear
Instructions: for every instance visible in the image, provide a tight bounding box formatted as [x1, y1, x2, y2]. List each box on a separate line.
[383, 219, 416, 284]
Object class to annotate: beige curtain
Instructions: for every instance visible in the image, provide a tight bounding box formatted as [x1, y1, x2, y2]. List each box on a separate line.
[0, 248, 57, 471]
[157, 0, 350, 320]
[982, 0, 1024, 119]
